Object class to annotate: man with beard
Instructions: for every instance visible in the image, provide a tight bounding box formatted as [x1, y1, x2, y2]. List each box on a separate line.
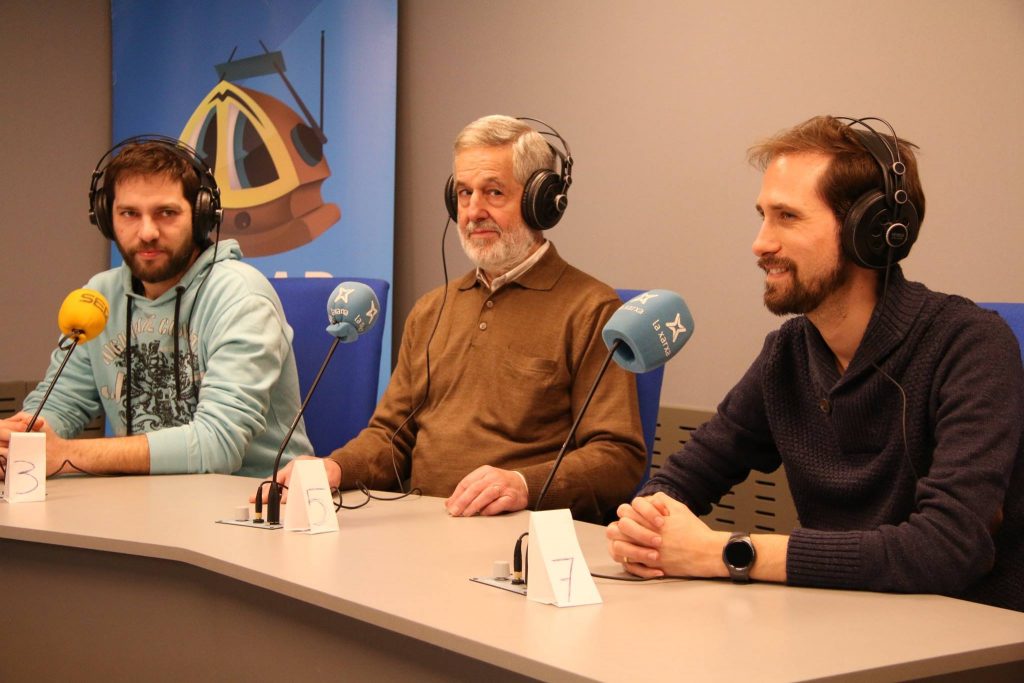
[0, 139, 311, 479]
[268, 115, 645, 522]
[606, 116, 1023, 612]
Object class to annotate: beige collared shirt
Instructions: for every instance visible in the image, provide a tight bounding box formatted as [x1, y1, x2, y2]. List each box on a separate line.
[476, 240, 551, 292]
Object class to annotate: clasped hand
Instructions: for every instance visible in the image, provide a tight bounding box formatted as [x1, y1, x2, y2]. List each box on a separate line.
[606, 492, 730, 579]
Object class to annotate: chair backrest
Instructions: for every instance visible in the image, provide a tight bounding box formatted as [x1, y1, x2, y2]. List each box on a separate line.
[616, 288, 666, 485]
[978, 302, 1024, 361]
[271, 277, 390, 455]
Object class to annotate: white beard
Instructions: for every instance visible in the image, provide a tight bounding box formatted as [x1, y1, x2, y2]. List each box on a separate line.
[459, 217, 539, 275]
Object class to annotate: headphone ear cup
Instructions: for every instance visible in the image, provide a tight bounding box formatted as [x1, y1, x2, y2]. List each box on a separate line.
[521, 170, 567, 230]
[842, 191, 889, 269]
[842, 190, 919, 269]
[444, 175, 458, 223]
[888, 198, 921, 260]
[193, 187, 216, 246]
[91, 188, 114, 240]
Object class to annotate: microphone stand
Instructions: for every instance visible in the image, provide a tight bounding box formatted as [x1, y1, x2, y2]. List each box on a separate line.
[513, 340, 621, 589]
[26, 332, 82, 432]
[260, 336, 341, 525]
[533, 339, 621, 511]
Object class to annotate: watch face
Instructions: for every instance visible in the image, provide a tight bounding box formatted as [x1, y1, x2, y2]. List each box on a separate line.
[725, 538, 755, 569]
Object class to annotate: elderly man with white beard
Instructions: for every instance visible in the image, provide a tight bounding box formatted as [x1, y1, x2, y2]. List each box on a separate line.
[268, 115, 645, 523]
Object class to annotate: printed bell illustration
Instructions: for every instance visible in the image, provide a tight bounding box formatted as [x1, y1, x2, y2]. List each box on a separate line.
[180, 38, 340, 256]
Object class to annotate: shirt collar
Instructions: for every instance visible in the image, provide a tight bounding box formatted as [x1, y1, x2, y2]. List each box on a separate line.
[458, 240, 567, 293]
[475, 240, 551, 292]
[802, 265, 928, 382]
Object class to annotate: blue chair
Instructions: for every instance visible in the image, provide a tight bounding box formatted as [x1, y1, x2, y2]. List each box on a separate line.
[616, 289, 666, 486]
[978, 303, 1024, 360]
[271, 277, 390, 455]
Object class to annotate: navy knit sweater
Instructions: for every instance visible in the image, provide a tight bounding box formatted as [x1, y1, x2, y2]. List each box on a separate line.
[644, 267, 1024, 612]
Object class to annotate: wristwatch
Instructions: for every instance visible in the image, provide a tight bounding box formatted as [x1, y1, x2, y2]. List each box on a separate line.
[723, 532, 756, 583]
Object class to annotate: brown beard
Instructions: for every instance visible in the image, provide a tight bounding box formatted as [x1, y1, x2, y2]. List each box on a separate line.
[117, 239, 199, 285]
[760, 253, 850, 316]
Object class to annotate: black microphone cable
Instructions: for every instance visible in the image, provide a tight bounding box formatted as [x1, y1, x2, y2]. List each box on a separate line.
[178, 236, 220, 406]
[370, 216, 453, 500]
[512, 532, 529, 585]
[871, 247, 914, 482]
[1, 457, 109, 479]
[331, 482, 426, 511]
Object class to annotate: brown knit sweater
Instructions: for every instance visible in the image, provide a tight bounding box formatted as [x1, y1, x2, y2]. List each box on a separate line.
[328, 244, 646, 522]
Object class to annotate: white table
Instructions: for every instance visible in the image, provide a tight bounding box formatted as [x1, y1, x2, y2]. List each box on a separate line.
[2, 475, 1023, 682]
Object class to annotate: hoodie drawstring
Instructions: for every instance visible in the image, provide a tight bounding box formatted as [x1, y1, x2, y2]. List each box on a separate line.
[173, 286, 185, 402]
[124, 295, 134, 436]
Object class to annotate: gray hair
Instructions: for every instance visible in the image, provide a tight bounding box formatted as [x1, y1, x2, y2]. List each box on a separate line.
[453, 115, 555, 186]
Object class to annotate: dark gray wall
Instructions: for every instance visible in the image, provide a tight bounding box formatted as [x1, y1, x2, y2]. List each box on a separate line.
[1, 0, 111, 382]
[4, 0, 1023, 411]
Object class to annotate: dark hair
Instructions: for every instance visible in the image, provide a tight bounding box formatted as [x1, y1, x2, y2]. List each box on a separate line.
[747, 115, 925, 228]
[103, 141, 202, 212]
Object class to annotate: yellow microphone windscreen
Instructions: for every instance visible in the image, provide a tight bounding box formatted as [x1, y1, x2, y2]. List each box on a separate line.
[57, 289, 110, 343]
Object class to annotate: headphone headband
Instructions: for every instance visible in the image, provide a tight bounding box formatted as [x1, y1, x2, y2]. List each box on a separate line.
[515, 116, 574, 187]
[837, 116, 921, 270]
[88, 134, 222, 246]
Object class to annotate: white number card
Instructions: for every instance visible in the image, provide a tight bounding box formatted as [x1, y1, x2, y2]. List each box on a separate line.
[284, 459, 340, 534]
[4, 432, 47, 503]
[526, 509, 602, 607]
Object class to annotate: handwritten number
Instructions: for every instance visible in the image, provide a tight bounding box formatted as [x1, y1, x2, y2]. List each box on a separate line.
[13, 459, 40, 495]
[552, 556, 575, 603]
[306, 488, 329, 526]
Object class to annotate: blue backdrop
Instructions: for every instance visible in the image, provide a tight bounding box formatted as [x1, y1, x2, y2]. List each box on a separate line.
[111, 0, 397, 391]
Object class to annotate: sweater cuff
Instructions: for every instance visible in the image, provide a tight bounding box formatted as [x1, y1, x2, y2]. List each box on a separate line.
[146, 426, 190, 475]
[786, 528, 865, 589]
[520, 465, 555, 508]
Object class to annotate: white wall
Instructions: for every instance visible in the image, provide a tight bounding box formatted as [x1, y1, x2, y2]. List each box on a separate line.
[395, 0, 1024, 410]
[4, 0, 1023, 414]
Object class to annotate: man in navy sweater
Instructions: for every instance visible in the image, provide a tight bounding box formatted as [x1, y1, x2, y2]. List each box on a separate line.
[607, 115, 1023, 612]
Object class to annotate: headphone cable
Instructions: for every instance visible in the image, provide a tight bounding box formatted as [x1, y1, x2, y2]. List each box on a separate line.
[383, 216, 452, 495]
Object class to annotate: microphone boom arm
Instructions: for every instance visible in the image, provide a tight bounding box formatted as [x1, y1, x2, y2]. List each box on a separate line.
[26, 334, 82, 433]
[265, 335, 341, 525]
[533, 339, 621, 511]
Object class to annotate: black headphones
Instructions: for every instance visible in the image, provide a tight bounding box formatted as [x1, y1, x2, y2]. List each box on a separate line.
[89, 134, 222, 247]
[444, 117, 574, 230]
[837, 117, 921, 270]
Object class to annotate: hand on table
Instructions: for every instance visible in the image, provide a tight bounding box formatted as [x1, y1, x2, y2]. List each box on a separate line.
[445, 465, 528, 517]
[1, 412, 64, 479]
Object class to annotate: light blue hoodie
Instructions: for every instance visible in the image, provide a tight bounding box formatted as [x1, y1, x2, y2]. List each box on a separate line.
[24, 239, 311, 477]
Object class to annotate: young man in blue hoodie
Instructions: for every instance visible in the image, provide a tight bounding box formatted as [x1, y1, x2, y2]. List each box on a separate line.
[0, 139, 311, 479]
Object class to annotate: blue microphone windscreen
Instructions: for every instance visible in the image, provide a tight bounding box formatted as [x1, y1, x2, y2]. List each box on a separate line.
[326, 282, 381, 342]
[601, 290, 694, 373]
